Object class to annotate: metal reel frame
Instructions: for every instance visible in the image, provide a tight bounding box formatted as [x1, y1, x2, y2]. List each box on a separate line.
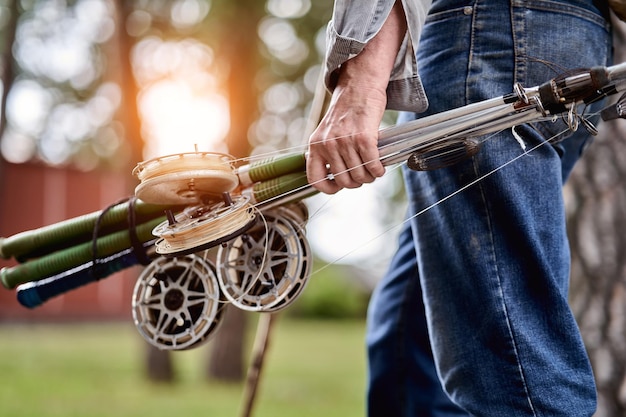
[132, 252, 224, 350]
[217, 205, 311, 312]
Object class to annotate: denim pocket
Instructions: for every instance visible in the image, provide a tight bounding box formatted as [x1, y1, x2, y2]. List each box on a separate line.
[418, 6, 476, 112]
[513, 0, 610, 26]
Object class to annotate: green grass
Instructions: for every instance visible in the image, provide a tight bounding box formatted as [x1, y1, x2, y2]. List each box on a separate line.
[0, 319, 367, 417]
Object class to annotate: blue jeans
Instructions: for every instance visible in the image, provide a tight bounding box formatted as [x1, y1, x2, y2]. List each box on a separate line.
[366, 0, 612, 416]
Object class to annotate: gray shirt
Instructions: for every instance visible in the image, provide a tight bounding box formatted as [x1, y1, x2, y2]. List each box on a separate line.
[324, 0, 432, 113]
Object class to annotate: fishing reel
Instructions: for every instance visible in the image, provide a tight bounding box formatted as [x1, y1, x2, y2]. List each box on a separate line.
[133, 152, 259, 256]
[132, 252, 224, 350]
[217, 202, 311, 313]
[152, 194, 257, 256]
[130, 151, 313, 349]
[133, 152, 239, 205]
[133, 150, 310, 257]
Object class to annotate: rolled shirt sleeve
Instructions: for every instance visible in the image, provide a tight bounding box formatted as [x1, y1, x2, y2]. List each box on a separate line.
[324, 0, 431, 113]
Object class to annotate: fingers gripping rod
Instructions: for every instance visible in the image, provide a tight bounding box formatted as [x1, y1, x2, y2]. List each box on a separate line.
[268, 63, 626, 208]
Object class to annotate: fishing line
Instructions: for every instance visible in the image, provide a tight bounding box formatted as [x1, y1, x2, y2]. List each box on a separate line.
[309, 125, 577, 277]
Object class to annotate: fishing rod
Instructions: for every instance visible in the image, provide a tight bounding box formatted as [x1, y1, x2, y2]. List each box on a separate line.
[1, 62, 625, 350]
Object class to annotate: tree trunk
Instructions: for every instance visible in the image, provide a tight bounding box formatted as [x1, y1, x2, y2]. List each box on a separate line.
[568, 119, 626, 417]
[145, 344, 175, 382]
[0, 0, 18, 141]
[207, 304, 247, 381]
[112, 0, 145, 166]
[567, 18, 626, 417]
[0, 0, 19, 199]
[221, 10, 261, 160]
[110, 0, 175, 382]
[568, 121, 626, 417]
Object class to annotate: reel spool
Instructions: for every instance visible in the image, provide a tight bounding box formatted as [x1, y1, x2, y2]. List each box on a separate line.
[152, 194, 257, 256]
[133, 152, 239, 205]
[132, 253, 224, 351]
[217, 204, 311, 312]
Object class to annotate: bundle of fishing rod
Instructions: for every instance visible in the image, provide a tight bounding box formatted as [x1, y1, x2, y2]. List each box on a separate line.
[1, 62, 626, 351]
[0, 151, 313, 350]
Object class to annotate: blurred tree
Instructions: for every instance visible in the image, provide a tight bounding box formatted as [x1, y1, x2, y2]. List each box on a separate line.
[0, 0, 18, 141]
[111, 0, 143, 165]
[568, 118, 626, 417]
[210, 0, 265, 160]
[567, 18, 626, 417]
[0, 0, 18, 197]
[110, 0, 174, 382]
[1, 0, 131, 171]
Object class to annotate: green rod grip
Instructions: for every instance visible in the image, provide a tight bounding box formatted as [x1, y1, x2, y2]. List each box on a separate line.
[0, 200, 173, 261]
[252, 172, 309, 203]
[0, 217, 164, 289]
[240, 153, 306, 185]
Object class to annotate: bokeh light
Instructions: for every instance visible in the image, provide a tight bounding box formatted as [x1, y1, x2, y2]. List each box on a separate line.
[2, 0, 124, 167]
[131, 36, 229, 158]
[258, 16, 309, 66]
[138, 78, 229, 158]
[266, 0, 311, 19]
[170, 0, 210, 28]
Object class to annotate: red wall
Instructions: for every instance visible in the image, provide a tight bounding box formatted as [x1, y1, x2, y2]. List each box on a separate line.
[0, 161, 142, 322]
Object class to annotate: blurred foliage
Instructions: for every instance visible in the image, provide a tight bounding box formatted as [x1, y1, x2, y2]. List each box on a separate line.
[288, 261, 371, 320]
[1, 0, 126, 170]
[0, 0, 332, 168]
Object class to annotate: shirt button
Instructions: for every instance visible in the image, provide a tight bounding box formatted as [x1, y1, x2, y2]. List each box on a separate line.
[463, 6, 473, 15]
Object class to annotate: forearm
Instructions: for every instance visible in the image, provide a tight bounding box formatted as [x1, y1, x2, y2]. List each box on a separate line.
[324, 0, 430, 112]
[307, 1, 408, 194]
[337, 1, 407, 94]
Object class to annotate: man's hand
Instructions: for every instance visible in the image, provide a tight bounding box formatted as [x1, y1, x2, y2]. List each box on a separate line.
[307, 1, 407, 194]
[307, 83, 387, 194]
